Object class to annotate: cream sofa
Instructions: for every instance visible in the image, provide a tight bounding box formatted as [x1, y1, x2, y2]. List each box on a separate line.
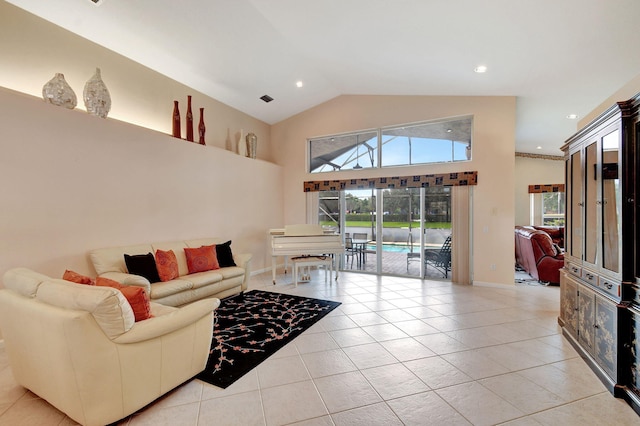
[90, 238, 252, 307]
[0, 267, 218, 426]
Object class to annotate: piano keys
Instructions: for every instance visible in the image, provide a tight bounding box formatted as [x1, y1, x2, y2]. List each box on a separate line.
[269, 224, 344, 284]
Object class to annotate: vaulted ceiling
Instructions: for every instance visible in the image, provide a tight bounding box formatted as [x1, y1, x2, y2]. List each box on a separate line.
[7, 0, 640, 156]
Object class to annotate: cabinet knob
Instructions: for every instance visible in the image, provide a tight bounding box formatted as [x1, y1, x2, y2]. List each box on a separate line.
[594, 324, 599, 329]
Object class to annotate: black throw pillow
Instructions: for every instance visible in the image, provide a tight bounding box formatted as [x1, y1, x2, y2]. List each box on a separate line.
[216, 240, 237, 267]
[124, 252, 161, 283]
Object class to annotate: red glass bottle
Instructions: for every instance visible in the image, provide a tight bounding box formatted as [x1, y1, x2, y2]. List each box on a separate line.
[172, 100, 181, 138]
[186, 95, 194, 142]
[198, 108, 206, 145]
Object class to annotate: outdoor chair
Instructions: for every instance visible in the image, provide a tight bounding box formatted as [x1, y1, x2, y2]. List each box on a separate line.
[424, 235, 452, 278]
[344, 237, 358, 268]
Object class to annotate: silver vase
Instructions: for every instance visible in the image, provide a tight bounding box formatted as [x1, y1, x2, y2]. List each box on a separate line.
[83, 68, 111, 118]
[246, 132, 257, 159]
[42, 73, 77, 109]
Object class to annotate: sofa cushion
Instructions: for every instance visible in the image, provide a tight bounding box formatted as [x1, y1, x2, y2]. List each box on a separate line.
[36, 278, 135, 339]
[90, 244, 153, 275]
[185, 245, 219, 274]
[216, 240, 237, 267]
[185, 270, 224, 289]
[155, 249, 179, 282]
[62, 269, 95, 285]
[149, 279, 193, 300]
[216, 266, 246, 280]
[124, 252, 161, 283]
[96, 277, 152, 322]
[3, 267, 54, 298]
[151, 241, 189, 277]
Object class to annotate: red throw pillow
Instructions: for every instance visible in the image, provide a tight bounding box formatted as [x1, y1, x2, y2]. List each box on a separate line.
[184, 245, 220, 274]
[96, 277, 152, 322]
[62, 269, 95, 285]
[155, 249, 179, 282]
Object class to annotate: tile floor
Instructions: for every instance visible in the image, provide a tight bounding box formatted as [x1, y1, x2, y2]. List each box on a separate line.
[1, 270, 639, 425]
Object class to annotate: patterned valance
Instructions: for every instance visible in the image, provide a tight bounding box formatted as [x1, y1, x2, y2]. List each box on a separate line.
[528, 184, 565, 193]
[303, 171, 478, 192]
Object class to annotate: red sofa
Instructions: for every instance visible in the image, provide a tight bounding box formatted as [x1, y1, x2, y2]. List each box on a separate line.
[515, 226, 564, 284]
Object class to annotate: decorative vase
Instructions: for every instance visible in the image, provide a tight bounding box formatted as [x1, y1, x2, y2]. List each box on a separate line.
[83, 68, 111, 118]
[198, 108, 206, 145]
[246, 132, 257, 159]
[172, 100, 181, 138]
[237, 129, 247, 156]
[186, 95, 194, 142]
[42, 73, 77, 109]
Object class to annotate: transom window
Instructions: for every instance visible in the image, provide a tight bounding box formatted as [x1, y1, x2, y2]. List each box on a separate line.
[308, 115, 472, 173]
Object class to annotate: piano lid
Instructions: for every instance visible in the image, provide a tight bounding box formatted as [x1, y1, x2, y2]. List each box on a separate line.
[284, 224, 324, 236]
[269, 224, 339, 236]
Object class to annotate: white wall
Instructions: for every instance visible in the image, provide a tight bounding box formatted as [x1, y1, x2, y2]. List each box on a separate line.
[514, 156, 565, 226]
[0, 87, 283, 279]
[271, 95, 517, 286]
[0, 1, 271, 159]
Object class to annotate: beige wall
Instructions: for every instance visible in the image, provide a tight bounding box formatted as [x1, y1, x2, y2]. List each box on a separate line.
[579, 72, 640, 130]
[0, 1, 271, 159]
[514, 156, 565, 226]
[271, 95, 518, 286]
[0, 87, 283, 279]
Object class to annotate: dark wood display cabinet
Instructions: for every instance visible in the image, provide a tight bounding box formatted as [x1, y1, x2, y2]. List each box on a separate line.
[559, 94, 639, 415]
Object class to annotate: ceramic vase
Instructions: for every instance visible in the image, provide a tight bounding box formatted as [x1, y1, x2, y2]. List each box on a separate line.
[186, 95, 194, 142]
[83, 68, 111, 118]
[198, 108, 206, 145]
[237, 129, 247, 156]
[42, 73, 77, 109]
[246, 132, 257, 159]
[172, 100, 181, 138]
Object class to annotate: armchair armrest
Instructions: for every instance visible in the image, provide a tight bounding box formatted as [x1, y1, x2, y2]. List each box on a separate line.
[99, 272, 151, 294]
[112, 298, 219, 343]
[234, 253, 252, 290]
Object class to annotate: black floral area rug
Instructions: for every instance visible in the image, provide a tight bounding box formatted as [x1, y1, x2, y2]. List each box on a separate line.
[196, 289, 341, 389]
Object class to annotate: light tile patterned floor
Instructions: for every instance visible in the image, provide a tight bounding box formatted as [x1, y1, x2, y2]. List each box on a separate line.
[1, 270, 639, 425]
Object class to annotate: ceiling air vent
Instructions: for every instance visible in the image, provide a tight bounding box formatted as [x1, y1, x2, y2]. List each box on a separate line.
[260, 95, 274, 103]
[87, 0, 106, 5]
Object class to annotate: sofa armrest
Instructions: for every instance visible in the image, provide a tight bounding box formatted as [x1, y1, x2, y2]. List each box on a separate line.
[112, 298, 219, 344]
[99, 272, 151, 294]
[234, 253, 252, 291]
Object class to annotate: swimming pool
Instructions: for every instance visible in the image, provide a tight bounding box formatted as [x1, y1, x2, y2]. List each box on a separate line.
[366, 243, 411, 253]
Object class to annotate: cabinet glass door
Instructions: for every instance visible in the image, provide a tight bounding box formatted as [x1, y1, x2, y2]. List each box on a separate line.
[584, 142, 598, 265]
[601, 129, 620, 273]
[570, 150, 583, 260]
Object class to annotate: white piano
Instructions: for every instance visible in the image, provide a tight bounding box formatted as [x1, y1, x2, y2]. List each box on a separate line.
[269, 224, 344, 284]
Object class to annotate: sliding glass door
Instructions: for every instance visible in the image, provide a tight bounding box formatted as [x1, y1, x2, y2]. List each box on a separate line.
[320, 187, 452, 279]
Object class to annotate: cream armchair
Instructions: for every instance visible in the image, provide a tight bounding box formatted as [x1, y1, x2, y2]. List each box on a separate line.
[0, 268, 218, 426]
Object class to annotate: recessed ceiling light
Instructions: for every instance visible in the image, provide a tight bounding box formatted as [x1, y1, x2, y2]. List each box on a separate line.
[446, 129, 452, 133]
[296, 81, 303, 88]
[566, 114, 579, 119]
[536, 146, 542, 150]
[474, 65, 487, 73]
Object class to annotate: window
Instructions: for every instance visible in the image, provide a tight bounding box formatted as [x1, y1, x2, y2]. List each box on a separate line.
[542, 191, 565, 226]
[308, 116, 472, 173]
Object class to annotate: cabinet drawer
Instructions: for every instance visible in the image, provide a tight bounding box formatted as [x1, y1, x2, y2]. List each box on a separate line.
[567, 263, 582, 277]
[596, 277, 621, 299]
[582, 269, 598, 286]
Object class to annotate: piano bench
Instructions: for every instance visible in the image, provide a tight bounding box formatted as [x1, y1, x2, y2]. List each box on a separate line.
[291, 256, 333, 287]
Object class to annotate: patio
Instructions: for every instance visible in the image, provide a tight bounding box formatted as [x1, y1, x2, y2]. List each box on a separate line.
[341, 249, 451, 280]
